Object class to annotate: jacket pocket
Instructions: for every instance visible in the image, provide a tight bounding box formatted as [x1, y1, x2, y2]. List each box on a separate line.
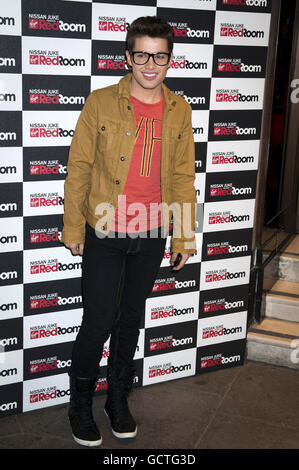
[97, 119, 120, 151]
[168, 126, 183, 159]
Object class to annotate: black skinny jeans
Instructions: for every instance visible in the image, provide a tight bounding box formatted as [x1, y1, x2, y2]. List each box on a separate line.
[69, 222, 167, 378]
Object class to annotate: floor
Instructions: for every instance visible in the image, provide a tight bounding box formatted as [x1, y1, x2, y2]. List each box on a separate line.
[1, 360, 299, 449]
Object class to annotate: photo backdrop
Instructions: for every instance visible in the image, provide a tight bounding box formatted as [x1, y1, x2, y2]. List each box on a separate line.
[0, 0, 272, 416]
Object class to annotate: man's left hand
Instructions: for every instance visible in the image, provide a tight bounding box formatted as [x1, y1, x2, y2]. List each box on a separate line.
[170, 252, 191, 271]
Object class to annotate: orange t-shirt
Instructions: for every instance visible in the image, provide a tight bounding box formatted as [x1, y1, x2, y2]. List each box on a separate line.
[111, 94, 164, 233]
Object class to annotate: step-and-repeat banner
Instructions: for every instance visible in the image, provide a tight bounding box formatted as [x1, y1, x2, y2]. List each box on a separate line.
[0, 0, 271, 416]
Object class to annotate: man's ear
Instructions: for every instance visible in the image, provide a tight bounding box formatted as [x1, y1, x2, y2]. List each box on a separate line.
[125, 50, 132, 68]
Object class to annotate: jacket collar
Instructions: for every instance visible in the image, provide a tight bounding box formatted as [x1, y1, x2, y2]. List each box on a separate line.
[117, 72, 176, 108]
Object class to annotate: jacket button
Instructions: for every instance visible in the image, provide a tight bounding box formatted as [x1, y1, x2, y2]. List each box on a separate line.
[127, 106, 131, 110]
[178, 134, 182, 139]
[115, 180, 120, 184]
[120, 156, 125, 161]
[126, 131, 130, 136]
[101, 126, 105, 131]
[101, 225, 106, 230]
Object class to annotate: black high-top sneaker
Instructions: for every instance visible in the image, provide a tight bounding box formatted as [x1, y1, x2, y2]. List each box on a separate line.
[104, 364, 137, 438]
[68, 375, 102, 446]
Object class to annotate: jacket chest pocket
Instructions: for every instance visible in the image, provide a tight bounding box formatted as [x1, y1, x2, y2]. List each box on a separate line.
[97, 120, 120, 152]
[168, 126, 183, 159]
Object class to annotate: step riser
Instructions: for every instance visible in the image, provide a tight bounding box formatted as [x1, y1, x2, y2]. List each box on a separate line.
[264, 255, 299, 284]
[263, 296, 299, 323]
[246, 340, 299, 370]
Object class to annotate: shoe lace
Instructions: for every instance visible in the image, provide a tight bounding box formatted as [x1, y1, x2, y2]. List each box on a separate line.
[109, 388, 134, 423]
[78, 397, 97, 428]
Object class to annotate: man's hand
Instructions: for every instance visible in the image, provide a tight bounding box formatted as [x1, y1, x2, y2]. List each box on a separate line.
[170, 252, 190, 271]
[65, 243, 84, 256]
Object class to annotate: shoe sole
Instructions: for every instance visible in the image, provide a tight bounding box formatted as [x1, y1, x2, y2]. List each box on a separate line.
[72, 433, 103, 447]
[104, 409, 137, 438]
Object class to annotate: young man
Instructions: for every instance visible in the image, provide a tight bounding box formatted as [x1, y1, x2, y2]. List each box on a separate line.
[60, 16, 197, 447]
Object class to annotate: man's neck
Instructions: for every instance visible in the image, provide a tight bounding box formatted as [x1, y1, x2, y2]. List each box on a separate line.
[129, 78, 163, 104]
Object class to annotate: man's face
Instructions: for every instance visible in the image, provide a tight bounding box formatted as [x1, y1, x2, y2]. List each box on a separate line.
[125, 36, 172, 92]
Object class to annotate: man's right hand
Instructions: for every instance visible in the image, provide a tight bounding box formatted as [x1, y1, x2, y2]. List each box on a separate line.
[64, 243, 84, 256]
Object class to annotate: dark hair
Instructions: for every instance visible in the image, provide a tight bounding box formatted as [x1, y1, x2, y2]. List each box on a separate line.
[126, 16, 174, 53]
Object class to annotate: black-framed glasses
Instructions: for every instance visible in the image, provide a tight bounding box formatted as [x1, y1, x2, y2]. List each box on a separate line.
[130, 51, 171, 66]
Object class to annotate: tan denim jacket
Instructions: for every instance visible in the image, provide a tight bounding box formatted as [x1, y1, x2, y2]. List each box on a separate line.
[60, 72, 197, 254]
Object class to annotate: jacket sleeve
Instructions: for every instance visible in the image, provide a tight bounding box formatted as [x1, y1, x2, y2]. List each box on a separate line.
[170, 103, 197, 255]
[60, 91, 98, 244]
